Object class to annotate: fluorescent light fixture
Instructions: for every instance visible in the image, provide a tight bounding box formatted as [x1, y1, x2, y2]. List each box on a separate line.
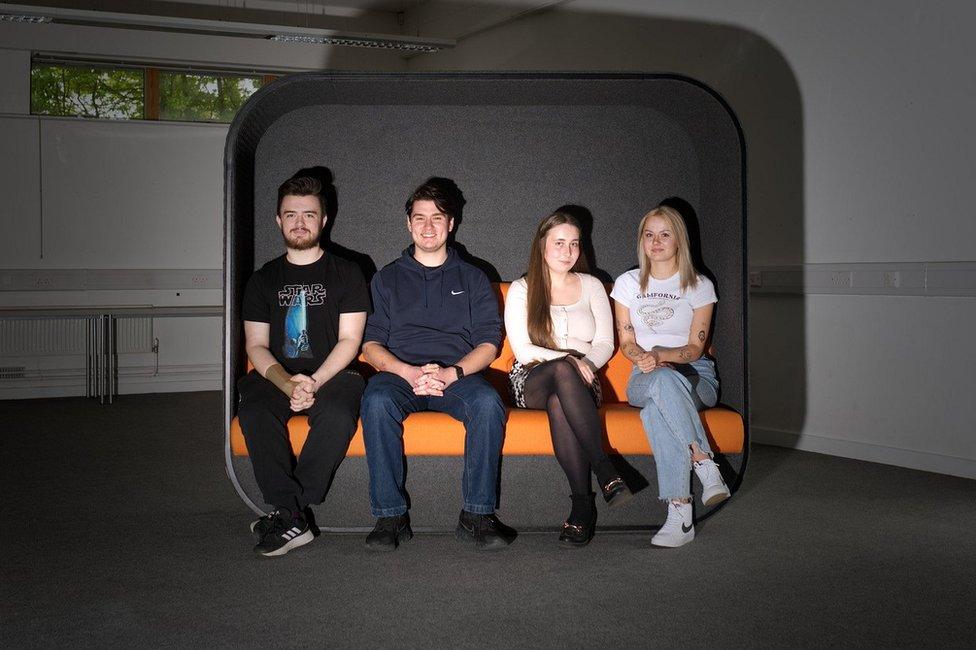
[0, 13, 52, 23]
[268, 35, 442, 53]
[0, 3, 453, 53]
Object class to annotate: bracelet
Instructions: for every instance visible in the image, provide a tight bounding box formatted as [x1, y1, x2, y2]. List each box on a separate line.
[451, 364, 464, 380]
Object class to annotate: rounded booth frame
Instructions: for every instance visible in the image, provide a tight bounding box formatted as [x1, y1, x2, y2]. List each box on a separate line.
[222, 71, 750, 524]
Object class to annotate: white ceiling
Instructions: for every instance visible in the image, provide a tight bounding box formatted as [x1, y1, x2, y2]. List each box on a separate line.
[3, 1, 413, 34]
[145, 1, 421, 16]
[2, 0, 567, 42]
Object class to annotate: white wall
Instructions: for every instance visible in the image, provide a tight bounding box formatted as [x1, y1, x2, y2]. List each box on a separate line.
[0, 48, 29, 113]
[37, 119, 225, 268]
[409, 0, 976, 478]
[0, 20, 405, 397]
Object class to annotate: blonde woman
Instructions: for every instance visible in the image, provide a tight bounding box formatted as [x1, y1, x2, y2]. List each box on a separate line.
[611, 205, 730, 548]
[505, 210, 632, 547]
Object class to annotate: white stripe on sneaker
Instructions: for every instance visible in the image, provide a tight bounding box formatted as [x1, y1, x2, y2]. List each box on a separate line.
[262, 528, 314, 557]
[281, 526, 301, 540]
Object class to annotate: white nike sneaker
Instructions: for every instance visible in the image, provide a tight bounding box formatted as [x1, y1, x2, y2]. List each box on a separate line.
[693, 458, 731, 506]
[651, 501, 694, 548]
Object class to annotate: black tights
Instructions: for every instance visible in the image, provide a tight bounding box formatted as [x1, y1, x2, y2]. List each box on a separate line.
[523, 358, 615, 496]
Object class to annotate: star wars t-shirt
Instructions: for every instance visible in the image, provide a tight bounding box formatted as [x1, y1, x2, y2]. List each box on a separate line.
[242, 252, 370, 375]
[610, 269, 717, 350]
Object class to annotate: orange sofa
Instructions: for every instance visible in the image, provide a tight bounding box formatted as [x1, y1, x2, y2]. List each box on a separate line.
[230, 283, 744, 459]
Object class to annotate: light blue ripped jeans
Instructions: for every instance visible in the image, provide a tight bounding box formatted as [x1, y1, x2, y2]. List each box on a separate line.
[626, 358, 719, 501]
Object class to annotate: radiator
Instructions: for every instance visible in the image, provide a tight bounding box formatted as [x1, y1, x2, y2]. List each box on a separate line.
[113, 317, 154, 354]
[0, 317, 153, 356]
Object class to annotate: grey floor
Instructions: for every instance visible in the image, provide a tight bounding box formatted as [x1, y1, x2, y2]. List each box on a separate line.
[2, 391, 975, 648]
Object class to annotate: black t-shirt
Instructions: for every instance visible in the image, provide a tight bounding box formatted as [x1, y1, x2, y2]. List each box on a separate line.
[242, 252, 370, 375]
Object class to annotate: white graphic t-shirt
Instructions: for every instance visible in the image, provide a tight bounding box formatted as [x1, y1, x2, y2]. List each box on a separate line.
[610, 269, 716, 350]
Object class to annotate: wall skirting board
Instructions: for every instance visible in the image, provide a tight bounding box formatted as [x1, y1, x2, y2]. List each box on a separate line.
[749, 262, 976, 297]
[751, 427, 976, 481]
[0, 362, 221, 400]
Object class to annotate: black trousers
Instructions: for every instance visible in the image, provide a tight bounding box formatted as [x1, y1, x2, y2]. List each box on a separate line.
[237, 368, 364, 513]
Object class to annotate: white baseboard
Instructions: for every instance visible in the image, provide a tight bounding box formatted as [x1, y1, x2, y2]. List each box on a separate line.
[751, 426, 976, 480]
[0, 363, 221, 400]
[118, 363, 221, 394]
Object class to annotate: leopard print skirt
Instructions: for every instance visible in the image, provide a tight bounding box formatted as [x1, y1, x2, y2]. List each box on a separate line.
[508, 359, 603, 409]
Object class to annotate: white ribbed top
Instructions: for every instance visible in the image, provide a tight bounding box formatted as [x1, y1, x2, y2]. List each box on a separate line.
[504, 273, 614, 368]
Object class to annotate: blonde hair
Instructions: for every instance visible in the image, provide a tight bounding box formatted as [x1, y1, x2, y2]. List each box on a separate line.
[637, 205, 698, 293]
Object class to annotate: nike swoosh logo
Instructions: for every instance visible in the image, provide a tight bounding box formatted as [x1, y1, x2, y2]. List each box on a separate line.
[681, 522, 693, 533]
[451, 290, 464, 295]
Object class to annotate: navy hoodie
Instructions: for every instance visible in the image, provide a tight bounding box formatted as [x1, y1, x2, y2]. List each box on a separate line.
[364, 246, 502, 366]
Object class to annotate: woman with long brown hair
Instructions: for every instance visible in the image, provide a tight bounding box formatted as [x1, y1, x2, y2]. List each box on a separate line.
[504, 209, 632, 546]
[611, 205, 730, 548]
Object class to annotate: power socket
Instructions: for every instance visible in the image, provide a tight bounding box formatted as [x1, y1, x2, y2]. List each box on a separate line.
[830, 271, 852, 288]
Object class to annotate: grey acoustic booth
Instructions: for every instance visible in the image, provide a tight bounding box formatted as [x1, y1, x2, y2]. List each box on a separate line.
[223, 72, 748, 531]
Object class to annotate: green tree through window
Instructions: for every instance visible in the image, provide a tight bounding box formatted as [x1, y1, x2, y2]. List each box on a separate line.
[160, 72, 261, 122]
[31, 62, 267, 123]
[31, 64, 144, 119]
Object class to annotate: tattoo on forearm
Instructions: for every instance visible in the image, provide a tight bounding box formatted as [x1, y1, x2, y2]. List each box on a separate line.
[616, 322, 635, 332]
[698, 330, 706, 343]
[679, 347, 693, 360]
[621, 343, 641, 360]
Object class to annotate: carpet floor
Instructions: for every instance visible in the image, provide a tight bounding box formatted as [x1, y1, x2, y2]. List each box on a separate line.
[2, 391, 974, 648]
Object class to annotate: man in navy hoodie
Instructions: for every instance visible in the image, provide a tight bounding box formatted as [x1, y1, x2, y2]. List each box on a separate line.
[360, 177, 515, 551]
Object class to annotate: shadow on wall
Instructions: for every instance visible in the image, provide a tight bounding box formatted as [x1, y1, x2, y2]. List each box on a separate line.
[401, 3, 806, 487]
[558, 203, 613, 283]
[291, 165, 378, 281]
[286, 168, 503, 282]
[428, 176, 502, 281]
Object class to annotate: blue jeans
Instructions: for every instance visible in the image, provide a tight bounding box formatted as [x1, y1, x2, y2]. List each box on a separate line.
[626, 359, 719, 501]
[360, 371, 506, 517]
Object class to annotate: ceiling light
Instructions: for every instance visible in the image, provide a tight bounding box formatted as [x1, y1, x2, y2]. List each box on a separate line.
[0, 13, 52, 23]
[268, 35, 442, 53]
[0, 3, 452, 53]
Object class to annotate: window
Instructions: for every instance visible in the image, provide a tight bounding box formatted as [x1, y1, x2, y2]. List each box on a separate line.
[30, 60, 274, 123]
[159, 72, 262, 123]
[31, 63, 144, 120]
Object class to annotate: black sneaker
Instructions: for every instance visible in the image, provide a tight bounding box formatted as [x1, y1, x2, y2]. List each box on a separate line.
[253, 511, 314, 558]
[455, 510, 517, 550]
[249, 513, 275, 539]
[365, 514, 413, 552]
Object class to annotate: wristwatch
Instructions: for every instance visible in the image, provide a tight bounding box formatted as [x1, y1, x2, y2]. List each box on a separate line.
[451, 365, 464, 380]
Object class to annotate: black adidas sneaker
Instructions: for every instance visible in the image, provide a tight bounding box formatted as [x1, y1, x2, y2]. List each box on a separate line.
[250, 513, 274, 538]
[253, 510, 314, 558]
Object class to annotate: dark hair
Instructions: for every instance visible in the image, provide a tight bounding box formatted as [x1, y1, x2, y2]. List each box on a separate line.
[277, 176, 323, 214]
[404, 177, 465, 221]
[525, 211, 589, 349]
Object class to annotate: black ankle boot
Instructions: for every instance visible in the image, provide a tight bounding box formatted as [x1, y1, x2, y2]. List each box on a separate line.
[600, 476, 634, 509]
[559, 493, 596, 547]
[593, 459, 634, 509]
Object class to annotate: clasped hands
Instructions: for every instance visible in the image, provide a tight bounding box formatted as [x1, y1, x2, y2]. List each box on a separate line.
[634, 348, 673, 373]
[404, 363, 457, 397]
[287, 373, 319, 412]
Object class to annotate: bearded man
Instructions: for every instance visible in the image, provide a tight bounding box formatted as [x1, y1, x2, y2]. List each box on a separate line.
[237, 175, 369, 557]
